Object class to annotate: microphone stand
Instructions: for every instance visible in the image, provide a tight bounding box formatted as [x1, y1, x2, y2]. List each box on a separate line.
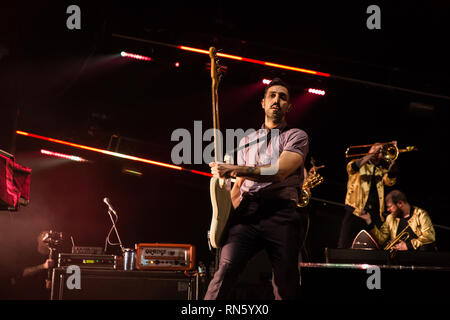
[104, 205, 125, 254]
[46, 247, 55, 289]
[42, 231, 62, 290]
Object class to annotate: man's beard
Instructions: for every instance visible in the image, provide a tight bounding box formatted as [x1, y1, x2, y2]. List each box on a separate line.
[267, 108, 284, 123]
[391, 208, 402, 218]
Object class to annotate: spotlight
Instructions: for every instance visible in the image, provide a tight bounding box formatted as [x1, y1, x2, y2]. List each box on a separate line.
[307, 88, 326, 96]
[123, 169, 143, 177]
[120, 51, 152, 61]
[174, 62, 180, 68]
[40, 149, 88, 162]
[262, 79, 272, 85]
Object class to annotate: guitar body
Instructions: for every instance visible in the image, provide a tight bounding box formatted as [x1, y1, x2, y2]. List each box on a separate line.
[209, 177, 232, 248]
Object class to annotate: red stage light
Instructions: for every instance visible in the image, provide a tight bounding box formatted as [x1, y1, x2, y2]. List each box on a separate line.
[17, 131, 213, 178]
[262, 79, 272, 85]
[40, 149, 88, 162]
[308, 88, 326, 96]
[174, 62, 180, 67]
[120, 51, 152, 61]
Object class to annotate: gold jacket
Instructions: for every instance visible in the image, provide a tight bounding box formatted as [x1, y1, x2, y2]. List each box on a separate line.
[345, 159, 396, 222]
[369, 206, 436, 250]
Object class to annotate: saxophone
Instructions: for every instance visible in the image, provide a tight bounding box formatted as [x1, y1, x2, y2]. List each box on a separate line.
[297, 170, 324, 207]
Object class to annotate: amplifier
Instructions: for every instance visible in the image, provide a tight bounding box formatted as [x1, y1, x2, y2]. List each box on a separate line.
[51, 268, 197, 300]
[58, 253, 118, 269]
[71, 246, 104, 255]
[135, 243, 195, 271]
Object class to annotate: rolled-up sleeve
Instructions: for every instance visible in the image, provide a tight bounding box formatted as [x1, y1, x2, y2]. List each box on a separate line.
[282, 129, 308, 159]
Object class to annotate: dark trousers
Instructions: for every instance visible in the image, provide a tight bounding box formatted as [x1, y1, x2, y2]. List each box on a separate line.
[204, 197, 301, 300]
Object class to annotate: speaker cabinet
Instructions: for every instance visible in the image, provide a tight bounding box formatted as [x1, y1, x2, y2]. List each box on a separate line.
[51, 267, 197, 300]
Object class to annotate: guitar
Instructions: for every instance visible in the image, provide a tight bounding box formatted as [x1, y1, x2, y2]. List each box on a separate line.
[208, 47, 232, 249]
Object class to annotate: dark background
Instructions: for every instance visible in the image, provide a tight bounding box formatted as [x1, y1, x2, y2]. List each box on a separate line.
[0, 0, 449, 297]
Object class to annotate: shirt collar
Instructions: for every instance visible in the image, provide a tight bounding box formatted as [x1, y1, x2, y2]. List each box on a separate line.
[261, 121, 288, 131]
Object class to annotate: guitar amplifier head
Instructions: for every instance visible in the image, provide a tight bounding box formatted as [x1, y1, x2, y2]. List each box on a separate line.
[135, 243, 195, 271]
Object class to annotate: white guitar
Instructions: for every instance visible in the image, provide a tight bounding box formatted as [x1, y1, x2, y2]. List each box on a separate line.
[208, 47, 232, 249]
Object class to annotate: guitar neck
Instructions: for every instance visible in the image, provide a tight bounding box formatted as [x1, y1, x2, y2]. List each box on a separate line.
[210, 47, 223, 163]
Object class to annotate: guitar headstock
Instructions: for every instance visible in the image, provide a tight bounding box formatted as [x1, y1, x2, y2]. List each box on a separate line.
[209, 47, 222, 90]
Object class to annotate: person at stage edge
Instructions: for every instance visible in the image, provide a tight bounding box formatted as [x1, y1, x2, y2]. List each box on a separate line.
[360, 190, 436, 251]
[0, 230, 54, 299]
[204, 78, 308, 300]
[337, 142, 398, 248]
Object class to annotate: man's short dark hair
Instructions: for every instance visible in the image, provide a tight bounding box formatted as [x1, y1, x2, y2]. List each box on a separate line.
[264, 78, 291, 100]
[386, 190, 408, 204]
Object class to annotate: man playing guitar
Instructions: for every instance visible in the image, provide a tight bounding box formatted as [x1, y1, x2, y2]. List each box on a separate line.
[204, 78, 309, 300]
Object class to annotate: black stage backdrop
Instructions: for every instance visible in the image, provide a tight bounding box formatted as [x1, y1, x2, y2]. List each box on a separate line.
[0, 0, 449, 299]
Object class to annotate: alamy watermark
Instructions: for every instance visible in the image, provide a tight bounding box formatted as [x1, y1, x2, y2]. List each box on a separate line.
[66, 5, 81, 30]
[366, 5, 381, 30]
[66, 265, 81, 290]
[170, 121, 281, 175]
[366, 266, 381, 290]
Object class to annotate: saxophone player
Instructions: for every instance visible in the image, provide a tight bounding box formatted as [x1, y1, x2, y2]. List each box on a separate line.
[360, 190, 436, 251]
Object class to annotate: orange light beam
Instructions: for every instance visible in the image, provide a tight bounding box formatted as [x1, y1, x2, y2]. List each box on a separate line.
[111, 34, 450, 100]
[16, 131, 213, 177]
[178, 46, 330, 77]
[112, 34, 329, 77]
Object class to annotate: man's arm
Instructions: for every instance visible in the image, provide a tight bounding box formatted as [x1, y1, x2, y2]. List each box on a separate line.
[410, 210, 436, 249]
[210, 150, 304, 183]
[22, 259, 54, 278]
[360, 211, 391, 246]
[383, 160, 398, 186]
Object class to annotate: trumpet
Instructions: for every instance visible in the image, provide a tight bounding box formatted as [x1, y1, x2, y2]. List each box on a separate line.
[345, 142, 417, 162]
[384, 224, 411, 252]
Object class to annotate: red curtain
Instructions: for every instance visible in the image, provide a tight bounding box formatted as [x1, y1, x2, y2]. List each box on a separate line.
[0, 154, 31, 210]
